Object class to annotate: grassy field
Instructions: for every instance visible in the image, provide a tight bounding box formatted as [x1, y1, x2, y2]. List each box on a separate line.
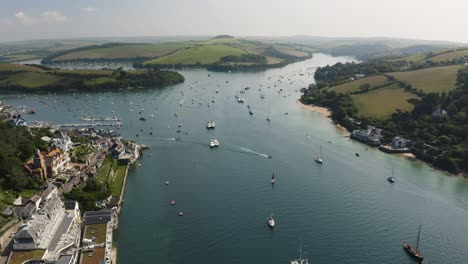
[388, 65, 461, 93]
[429, 49, 468, 62]
[351, 84, 419, 119]
[109, 165, 127, 196]
[144, 44, 248, 65]
[0, 63, 44, 72]
[328, 75, 389, 93]
[0, 72, 64, 88]
[51, 43, 192, 61]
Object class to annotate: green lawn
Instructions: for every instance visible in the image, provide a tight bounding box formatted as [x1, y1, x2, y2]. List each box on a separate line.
[109, 165, 127, 196]
[387, 65, 461, 93]
[351, 84, 419, 119]
[52, 43, 192, 61]
[0, 72, 64, 88]
[328, 75, 389, 94]
[144, 44, 248, 65]
[96, 158, 112, 184]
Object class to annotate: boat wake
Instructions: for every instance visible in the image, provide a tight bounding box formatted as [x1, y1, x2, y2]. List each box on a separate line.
[223, 144, 271, 158]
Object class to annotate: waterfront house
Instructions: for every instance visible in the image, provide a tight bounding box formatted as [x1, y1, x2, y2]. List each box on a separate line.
[392, 136, 409, 149]
[351, 126, 383, 146]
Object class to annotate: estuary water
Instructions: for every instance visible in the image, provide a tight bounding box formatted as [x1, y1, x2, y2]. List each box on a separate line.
[3, 54, 468, 264]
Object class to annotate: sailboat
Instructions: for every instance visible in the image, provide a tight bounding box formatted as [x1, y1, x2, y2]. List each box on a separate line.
[291, 240, 309, 264]
[271, 173, 276, 184]
[314, 145, 323, 164]
[403, 224, 424, 262]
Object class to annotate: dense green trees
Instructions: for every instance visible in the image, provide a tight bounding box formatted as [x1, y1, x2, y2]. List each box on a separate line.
[0, 123, 46, 192]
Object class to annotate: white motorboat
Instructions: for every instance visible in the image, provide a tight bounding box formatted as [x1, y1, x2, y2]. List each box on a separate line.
[206, 121, 216, 129]
[271, 173, 276, 184]
[213, 139, 220, 147]
[238, 98, 245, 103]
[267, 216, 275, 229]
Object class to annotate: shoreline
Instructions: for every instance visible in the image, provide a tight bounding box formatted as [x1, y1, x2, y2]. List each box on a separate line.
[296, 100, 332, 117]
[296, 99, 465, 177]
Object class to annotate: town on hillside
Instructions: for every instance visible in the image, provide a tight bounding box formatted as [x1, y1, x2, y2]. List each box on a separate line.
[0, 101, 142, 264]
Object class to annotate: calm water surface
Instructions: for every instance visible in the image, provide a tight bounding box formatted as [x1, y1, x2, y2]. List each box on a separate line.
[3, 54, 468, 264]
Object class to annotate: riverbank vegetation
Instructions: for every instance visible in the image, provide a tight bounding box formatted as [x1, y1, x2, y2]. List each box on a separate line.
[301, 49, 468, 175]
[0, 62, 184, 92]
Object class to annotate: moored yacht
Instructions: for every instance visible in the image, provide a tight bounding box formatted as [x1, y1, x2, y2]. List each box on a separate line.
[271, 173, 276, 184]
[290, 240, 309, 264]
[403, 225, 424, 262]
[314, 145, 323, 164]
[238, 98, 245, 103]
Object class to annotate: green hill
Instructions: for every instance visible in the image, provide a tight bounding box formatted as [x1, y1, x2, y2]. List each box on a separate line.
[43, 37, 312, 70]
[48, 43, 192, 62]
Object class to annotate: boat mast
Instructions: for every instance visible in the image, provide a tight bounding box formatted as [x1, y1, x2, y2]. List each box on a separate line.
[416, 224, 422, 250]
[299, 239, 302, 260]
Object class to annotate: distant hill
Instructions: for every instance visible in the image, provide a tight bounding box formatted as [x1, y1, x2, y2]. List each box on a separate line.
[42, 37, 313, 70]
[250, 36, 467, 60]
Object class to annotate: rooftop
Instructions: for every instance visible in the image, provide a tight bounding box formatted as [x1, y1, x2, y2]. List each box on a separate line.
[84, 223, 107, 244]
[84, 210, 112, 225]
[80, 247, 106, 264]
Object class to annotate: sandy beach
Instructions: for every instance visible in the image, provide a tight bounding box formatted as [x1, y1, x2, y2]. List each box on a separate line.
[296, 100, 331, 117]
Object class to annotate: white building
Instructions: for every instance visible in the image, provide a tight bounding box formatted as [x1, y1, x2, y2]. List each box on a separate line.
[432, 108, 447, 117]
[12, 198, 81, 262]
[392, 136, 408, 149]
[51, 132, 73, 152]
[352, 126, 383, 145]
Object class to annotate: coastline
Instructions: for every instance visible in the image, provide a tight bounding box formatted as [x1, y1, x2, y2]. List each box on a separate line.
[296, 98, 464, 177]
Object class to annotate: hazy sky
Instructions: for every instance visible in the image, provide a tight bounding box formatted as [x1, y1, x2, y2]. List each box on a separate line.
[0, 0, 467, 43]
